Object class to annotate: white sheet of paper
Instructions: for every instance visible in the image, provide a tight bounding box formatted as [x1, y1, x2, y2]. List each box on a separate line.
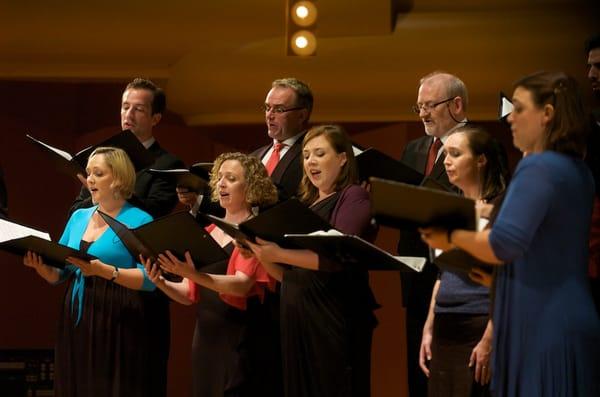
[26, 134, 73, 161]
[0, 219, 51, 242]
[394, 256, 426, 272]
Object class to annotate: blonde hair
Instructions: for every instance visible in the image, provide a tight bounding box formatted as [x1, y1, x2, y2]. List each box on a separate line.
[88, 146, 136, 199]
[209, 152, 278, 208]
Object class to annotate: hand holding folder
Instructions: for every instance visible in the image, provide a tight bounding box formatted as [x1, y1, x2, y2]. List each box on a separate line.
[370, 177, 476, 231]
[0, 218, 95, 268]
[26, 130, 155, 179]
[199, 198, 332, 248]
[98, 210, 229, 282]
[284, 229, 426, 272]
[149, 162, 213, 193]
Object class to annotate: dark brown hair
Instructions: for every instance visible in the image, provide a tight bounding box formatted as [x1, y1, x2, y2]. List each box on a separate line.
[452, 125, 510, 202]
[125, 78, 166, 115]
[298, 125, 357, 204]
[513, 71, 589, 157]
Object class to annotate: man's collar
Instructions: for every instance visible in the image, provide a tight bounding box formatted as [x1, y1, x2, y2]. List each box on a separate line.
[274, 130, 305, 147]
[439, 119, 468, 143]
[141, 137, 156, 149]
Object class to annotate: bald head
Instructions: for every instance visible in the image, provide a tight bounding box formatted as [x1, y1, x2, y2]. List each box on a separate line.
[420, 72, 469, 112]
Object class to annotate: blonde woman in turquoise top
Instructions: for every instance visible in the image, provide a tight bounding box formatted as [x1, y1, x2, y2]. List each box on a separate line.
[23, 147, 165, 397]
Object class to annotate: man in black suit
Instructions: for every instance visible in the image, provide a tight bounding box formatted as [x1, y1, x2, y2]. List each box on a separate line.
[251, 77, 312, 199]
[70, 78, 183, 397]
[177, 77, 312, 214]
[399, 71, 468, 397]
[70, 78, 183, 218]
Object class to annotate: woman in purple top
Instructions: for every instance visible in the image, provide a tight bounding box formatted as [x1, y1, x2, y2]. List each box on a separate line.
[419, 126, 509, 397]
[420, 71, 600, 396]
[248, 125, 378, 397]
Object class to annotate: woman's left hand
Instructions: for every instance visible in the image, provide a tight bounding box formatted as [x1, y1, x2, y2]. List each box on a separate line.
[469, 336, 492, 385]
[67, 256, 105, 277]
[247, 238, 282, 264]
[419, 227, 454, 251]
[469, 267, 493, 288]
[157, 250, 195, 278]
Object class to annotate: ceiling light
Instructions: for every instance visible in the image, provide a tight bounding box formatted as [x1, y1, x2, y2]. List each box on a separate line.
[290, 30, 316, 56]
[291, 1, 317, 27]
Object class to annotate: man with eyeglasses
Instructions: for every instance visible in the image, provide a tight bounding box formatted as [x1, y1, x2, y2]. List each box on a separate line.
[398, 71, 468, 397]
[177, 78, 311, 222]
[252, 77, 313, 200]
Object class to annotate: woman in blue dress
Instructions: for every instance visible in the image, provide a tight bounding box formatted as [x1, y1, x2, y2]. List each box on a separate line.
[420, 71, 600, 396]
[23, 147, 164, 397]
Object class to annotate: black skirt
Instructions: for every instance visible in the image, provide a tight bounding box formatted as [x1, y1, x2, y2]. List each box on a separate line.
[55, 276, 169, 397]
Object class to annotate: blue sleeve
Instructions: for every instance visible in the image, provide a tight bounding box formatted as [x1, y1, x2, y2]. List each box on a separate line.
[136, 262, 156, 291]
[489, 158, 554, 262]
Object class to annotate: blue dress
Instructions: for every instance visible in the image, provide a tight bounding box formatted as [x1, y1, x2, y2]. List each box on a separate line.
[489, 152, 600, 396]
[53, 203, 166, 397]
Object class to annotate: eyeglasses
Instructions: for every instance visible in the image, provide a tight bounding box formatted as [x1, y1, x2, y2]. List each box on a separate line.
[412, 97, 455, 114]
[262, 104, 304, 114]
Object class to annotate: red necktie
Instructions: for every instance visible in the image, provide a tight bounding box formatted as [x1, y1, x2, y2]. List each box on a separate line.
[425, 138, 442, 176]
[265, 142, 285, 176]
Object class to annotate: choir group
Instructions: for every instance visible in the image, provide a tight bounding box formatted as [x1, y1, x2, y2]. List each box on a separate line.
[9, 33, 600, 397]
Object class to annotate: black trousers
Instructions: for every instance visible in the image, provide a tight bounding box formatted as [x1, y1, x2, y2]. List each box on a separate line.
[428, 313, 491, 397]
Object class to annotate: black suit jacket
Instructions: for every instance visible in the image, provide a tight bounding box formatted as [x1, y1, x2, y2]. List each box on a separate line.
[397, 135, 454, 308]
[251, 133, 305, 200]
[70, 140, 184, 219]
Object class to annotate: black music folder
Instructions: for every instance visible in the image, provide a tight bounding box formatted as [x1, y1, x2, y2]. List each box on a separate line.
[370, 177, 476, 231]
[433, 248, 493, 275]
[420, 176, 454, 192]
[200, 198, 332, 248]
[284, 231, 426, 272]
[26, 130, 155, 178]
[98, 210, 229, 280]
[0, 219, 95, 268]
[356, 148, 424, 185]
[148, 162, 213, 193]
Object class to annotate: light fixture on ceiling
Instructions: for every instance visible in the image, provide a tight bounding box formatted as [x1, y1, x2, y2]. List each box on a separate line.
[290, 30, 317, 56]
[291, 1, 317, 27]
[287, 0, 317, 56]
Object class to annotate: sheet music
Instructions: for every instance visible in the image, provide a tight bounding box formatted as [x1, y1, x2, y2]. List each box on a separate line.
[307, 229, 343, 236]
[500, 95, 513, 119]
[149, 168, 190, 174]
[0, 219, 51, 242]
[394, 256, 426, 272]
[26, 134, 73, 160]
[352, 145, 364, 156]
